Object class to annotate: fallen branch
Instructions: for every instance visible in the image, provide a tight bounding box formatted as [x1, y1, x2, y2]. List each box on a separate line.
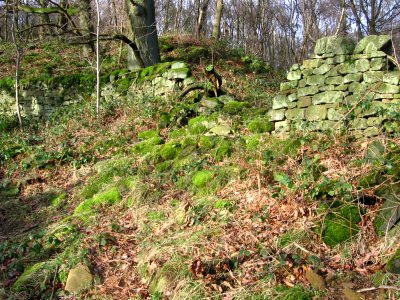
[177, 83, 207, 100]
[357, 285, 400, 293]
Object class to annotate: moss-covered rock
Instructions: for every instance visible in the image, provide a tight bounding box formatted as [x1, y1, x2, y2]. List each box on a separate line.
[198, 136, 216, 151]
[192, 170, 215, 188]
[222, 100, 250, 115]
[247, 118, 274, 133]
[160, 142, 181, 160]
[138, 130, 159, 140]
[74, 187, 121, 215]
[51, 192, 67, 208]
[322, 203, 362, 247]
[132, 137, 164, 155]
[386, 248, 400, 274]
[212, 140, 233, 161]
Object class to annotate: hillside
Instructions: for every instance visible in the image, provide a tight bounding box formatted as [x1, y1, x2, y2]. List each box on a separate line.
[0, 37, 399, 300]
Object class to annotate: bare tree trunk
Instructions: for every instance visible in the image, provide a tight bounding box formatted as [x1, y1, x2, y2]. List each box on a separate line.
[348, 0, 363, 39]
[196, 0, 210, 38]
[78, 0, 94, 56]
[212, 0, 224, 40]
[11, 0, 22, 129]
[58, 0, 69, 33]
[95, 0, 100, 116]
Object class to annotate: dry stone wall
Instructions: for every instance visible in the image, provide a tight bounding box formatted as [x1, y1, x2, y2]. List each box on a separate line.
[0, 61, 193, 119]
[269, 35, 400, 138]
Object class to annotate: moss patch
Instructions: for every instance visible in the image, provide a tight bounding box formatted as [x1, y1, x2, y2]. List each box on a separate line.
[74, 187, 121, 215]
[12, 261, 57, 293]
[222, 100, 250, 115]
[138, 130, 159, 140]
[247, 118, 274, 133]
[212, 140, 233, 161]
[132, 137, 164, 155]
[192, 170, 215, 188]
[386, 248, 400, 274]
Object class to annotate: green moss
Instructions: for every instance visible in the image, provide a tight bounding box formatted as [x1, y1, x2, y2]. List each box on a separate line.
[74, 187, 121, 215]
[160, 142, 181, 160]
[188, 116, 208, 127]
[12, 261, 57, 293]
[275, 285, 313, 300]
[386, 248, 400, 274]
[322, 204, 362, 247]
[212, 140, 233, 161]
[192, 170, 215, 188]
[132, 137, 164, 155]
[222, 101, 250, 115]
[189, 123, 208, 134]
[138, 130, 159, 140]
[247, 118, 274, 133]
[51, 192, 67, 207]
[116, 78, 131, 91]
[147, 211, 166, 222]
[198, 136, 216, 151]
[244, 135, 260, 150]
[169, 128, 187, 139]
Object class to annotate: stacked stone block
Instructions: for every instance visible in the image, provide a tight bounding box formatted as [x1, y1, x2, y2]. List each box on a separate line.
[269, 35, 400, 138]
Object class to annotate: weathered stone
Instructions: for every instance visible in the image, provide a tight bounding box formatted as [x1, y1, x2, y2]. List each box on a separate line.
[348, 82, 367, 93]
[355, 59, 370, 72]
[306, 75, 326, 86]
[305, 105, 327, 121]
[210, 125, 231, 136]
[302, 68, 314, 76]
[374, 183, 400, 233]
[171, 61, 187, 69]
[290, 64, 300, 71]
[350, 118, 368, 129]
[351, 54, 370, 59]
[285, 108, 305, 120]
[344, 73, 363, 83]
[183, 77, 196, 86]
[387, 249, 400, 275]
[303, 59, 321, 69]
[287, 101, 297, 109]
[326, 66, 339, 77]
[316, 120, 339, 131]
[166, 68, 190, 79]
[322, 53, 335, 58]
[272, 95, 288, 109]
[326, 76, 345, 85]
[268, 109, 286, 121]
[287, 70, 302, 81]
[374, 83, 400, 94]
[363, 71, 384, 83]
[334, 84, 349, 91]
[338, 61, 357, 74]
[298, 85, 319, 97]
[343, 287, 365, 300]
[384, 121, 400, 133]
[328, 107, 347, 120]
[280, 81, 298, 91]
[288, 93, 298, 102]
[312, 91, 344, 105]
[383, 71, 400, 85]
[314, 36, 356, 55]
[319, 85, 335, 91]
[297, 96, 312, 108]
[369, 50, 387, 58]
[364, 127, 379, 137]
[275, 120, 290, 132]
[356, 101, 388, 117]
[305, 269, 326, 290]
[370, 58, 385, 71]
[313, 64, 331, 75]
[298, 79, 307, 88]
[367, 117, 385, 126]
[374, 93, 393, 100]
[326, 55, 348, 64]
[354, 35, 392, 54]
[65, 264, 93, 293]
[200, 97, 220, 109]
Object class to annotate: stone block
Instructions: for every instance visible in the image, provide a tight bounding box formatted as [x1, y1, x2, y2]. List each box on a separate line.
[354, 35, 391, 54]
[326, 76, 345, 85]
[356, 101, 388, 117]
[326, 66, 339, 77]
[275, 120, 290, 132]
[272, 95, 288, 109]
[268, 109, 286, 121]
[288, 93, 298, 102]
[363, 71, 384, 83]
[383, 71, 400, 85]
[338, 61, 357, 74]
[314, 36, 355, 55]
[344, 73, 363, 83]
[302, 69, 314, 77]
[166, 68, 190, 79]
[348, 82, 367, 93]
[315, 120, 338, 131]
[384, 121, 400, 133]
[355, 59, 370, 72]
[319, 85, 335, 91]
[285, 108, 305, 120]
[327, 107, 347, 121]
[313, 64, 331, 75]
[367, 117, 386, 126]
[288, 101, 297, 109]
[334, 84, 349, 91]
[364, 127, 379, 137]
[171, 61, 187, 69]
[305, 105, 327, 121]
[312, 91, 344, 105]
[306, 75, 326, 86]
[374, 93, 393, 100]
[287, 70, 302, 80]
[369, 51, 387, 58]
[370, 58, 385, 71]
[374, 83, 400, 94]
[351, 54, 370, 59]
[326, 55, 348, 64]
[297, 97, 312, 108]
[280, 81, 298, 91]
[298, 85, 319, 97]
[303, 59, 321, 69]
[290, 64, 300, 71]
[350, 118, 368, 129]
[298, 79, 307, 88]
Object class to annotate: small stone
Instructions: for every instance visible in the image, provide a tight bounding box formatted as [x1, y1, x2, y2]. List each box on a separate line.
[305, 269, 326, 290]
[290, 64, 300, 71]
[306, 75, 326, 86]
[364, 127, 379, 137]
[302, 68, 314, 76]
[210, 125, 231, 136]
[65, 264, 93, 293]
[383, 71, 400, 85]
[348, 82, 367, 93]
[343, 287, 365, 300]
[274, 120, 290, 132]
[298, 79, 307, 88]
[303, 59, 321, 69]
[344, 73, 363, 83]
[386, 249, 400, 274]
[369, 50, 387, 58]
[326, 76, 345, 85]
[374, 83, 400, 94]
[327, 107, 347, 120]
[200, 97, 220, 109]
[171, 61, 187, 69]
[338, 61, 357, 74]
[355, 59, 370, 72]
[287, 93, 298, 102]
[280, 81, 298, 91]
[314, 36, 355, 55]
[326, 66, 339, 77]
[297, 96, 312, 108]
[305, 105, 327, 121]
[334, 84, 349, 91]
[350, 118, 368, 129]
[370, 58, 385, 71]
[363, 71, 384, 83]
[312, 91, 344, 105]
[313, 64, 331, 75]
[319, 85, 335, 91]
[287, 70, 302, 81]
[272, 95, 288, 109]
[268, 109, 286, 121]
[285, 108, 305, 120]
[298, 85, 319, 97]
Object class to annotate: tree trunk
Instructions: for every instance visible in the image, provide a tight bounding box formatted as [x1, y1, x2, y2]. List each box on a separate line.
[125, 0, 160, 70]
[212, 0, 224, 40]
[196, 0, 210, 39]
[78, 0, 94, 56]
[58, 0, 69, 33]
[11, 0, 22, 128]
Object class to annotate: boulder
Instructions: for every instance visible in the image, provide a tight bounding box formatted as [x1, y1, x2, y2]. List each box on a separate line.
[354, 35, 392, 54]
[65, 264, 93, 294]
[314, 36, 356, 55]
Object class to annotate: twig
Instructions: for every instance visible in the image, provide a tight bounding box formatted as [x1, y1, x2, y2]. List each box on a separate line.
[357, 285, 400, 293]
[49, 264, 59, 300]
